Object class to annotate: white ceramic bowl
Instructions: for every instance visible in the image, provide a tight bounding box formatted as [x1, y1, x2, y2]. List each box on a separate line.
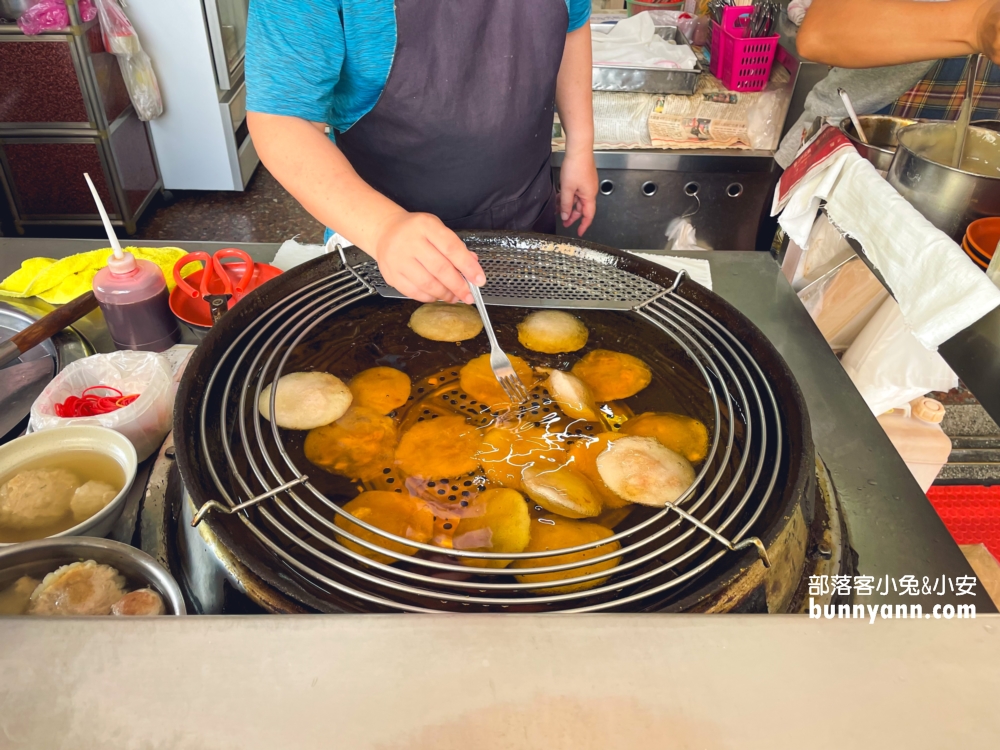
[0, 426, 138, 545]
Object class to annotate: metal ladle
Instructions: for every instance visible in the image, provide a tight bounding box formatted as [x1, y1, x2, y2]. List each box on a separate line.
[953, 53, 984, 168]
[838, 88, 868, 144]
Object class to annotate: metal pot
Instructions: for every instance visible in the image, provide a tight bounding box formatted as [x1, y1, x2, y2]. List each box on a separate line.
[839, 115, 917, 172]
[888, 122, 1000, 241]
[0, 0, 30, 22]
[0, 536, 186, 615]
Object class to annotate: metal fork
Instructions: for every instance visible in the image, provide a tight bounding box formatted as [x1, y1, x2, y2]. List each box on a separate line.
[466, 281, 529, 404]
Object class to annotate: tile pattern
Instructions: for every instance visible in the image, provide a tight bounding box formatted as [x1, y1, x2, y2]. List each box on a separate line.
[134, 166, 325, 244]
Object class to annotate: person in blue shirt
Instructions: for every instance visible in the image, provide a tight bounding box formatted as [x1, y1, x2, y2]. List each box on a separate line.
[246, 0, 597, 305]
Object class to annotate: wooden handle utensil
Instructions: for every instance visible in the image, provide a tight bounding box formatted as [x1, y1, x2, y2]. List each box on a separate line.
[0, 291, 99, 369]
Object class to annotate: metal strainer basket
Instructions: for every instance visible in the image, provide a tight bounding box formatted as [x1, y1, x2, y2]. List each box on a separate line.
[175, 233, 811, 613]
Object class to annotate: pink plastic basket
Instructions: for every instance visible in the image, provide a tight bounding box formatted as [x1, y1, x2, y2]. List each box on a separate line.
[709, 6, 779, 93]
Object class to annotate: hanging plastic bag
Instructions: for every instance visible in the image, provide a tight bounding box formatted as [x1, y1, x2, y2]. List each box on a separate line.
[93, 0, 163, 121]
[841, 297, 958, 417]
[30, 351, 174, 461]
[17, 0, 96, 35]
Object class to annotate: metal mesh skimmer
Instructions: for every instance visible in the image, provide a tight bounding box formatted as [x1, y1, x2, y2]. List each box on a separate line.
[190, 241, 784, 613]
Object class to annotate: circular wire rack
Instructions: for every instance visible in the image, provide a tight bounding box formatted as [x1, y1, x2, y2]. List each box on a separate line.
[191, 244, 785, 613]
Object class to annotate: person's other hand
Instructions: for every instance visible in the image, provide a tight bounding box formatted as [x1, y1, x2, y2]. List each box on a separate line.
[558, 149, 598, 236]
[373, 212, 485, 304]
[975, 0, 1000, 63]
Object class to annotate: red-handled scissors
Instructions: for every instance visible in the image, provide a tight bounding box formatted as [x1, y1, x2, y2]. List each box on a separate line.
[170, 248, 282, 328]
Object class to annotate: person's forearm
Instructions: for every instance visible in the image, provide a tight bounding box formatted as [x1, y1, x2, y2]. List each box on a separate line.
[555, 24, 594, 155]
[797, 0, 982, 68]
[247, 111, 405, 256]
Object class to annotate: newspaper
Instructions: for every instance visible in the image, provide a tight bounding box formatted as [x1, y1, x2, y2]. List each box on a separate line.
[647, 75, 758, 149]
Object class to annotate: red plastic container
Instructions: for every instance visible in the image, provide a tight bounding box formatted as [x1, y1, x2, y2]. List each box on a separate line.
[709, 6, 779, 92]
[927, 485, 1000, 561]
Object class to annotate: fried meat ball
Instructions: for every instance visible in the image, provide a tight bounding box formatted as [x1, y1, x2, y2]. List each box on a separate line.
[510, 516, 622, 594]
[596, 436, 696, 507]
[70, 480, 118, 523]
[0, 468, 78, 531]
[257, 371, 353, 430]
[453, 488, 531, 569]
[409, 302, 483, 342]
[620, 412, 710, 463]
[0, 576, 40, 615]
[516, 310, 589, 354]
[27, 560, 126, 616]
[395, 415, 483, 479]
[459, 353, 535, 405]
[521, 463, 603, 519]
[477, 426, 568, 488]
[567, 433, 629, 509]
[348, 367, 411, 415]
[571, 349, 652, 402]
[334, 491, 434, 565]
[111, 588, 166, 616]
[545, 369, 600, 422]
[304, 406, 398, 481]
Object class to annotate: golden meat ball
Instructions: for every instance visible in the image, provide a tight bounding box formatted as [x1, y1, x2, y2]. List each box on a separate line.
[459, 353, 535, 405]
[304, 406, 398, 481]
[510, 516, 622, 595]
[335, 491, 434, 565]
[257, 371, 352, 430]
[620, 412, 710, 463]
[597, 436, 696, 507]
[544, 370, 600, 422]
[409, 302, 483, 342]
[453, 488, 531, 569]
[348, 367, 412, 415]
[567, 433, 630, 509]
[516, 310, 589, 354]
[477, 426, 568, 488]
[521, 463, 603, 519]
[395, 415, 483, 479]
[571, 349, 652, 402]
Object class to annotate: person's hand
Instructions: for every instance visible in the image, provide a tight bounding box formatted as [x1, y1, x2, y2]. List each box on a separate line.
[974, 0, 1000, 63]
[372, 211, 485, 304]
[558, 149, 598, 236]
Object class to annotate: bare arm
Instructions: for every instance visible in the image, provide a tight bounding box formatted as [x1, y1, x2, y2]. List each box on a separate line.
[797, 0, 997, 68]
[247, 112, 484, 303]
[555, 24, 598, 235]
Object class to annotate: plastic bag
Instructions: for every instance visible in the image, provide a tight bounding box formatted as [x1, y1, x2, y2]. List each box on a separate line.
[841, 297, 958, 416]
[747, 66, 793, 151]
[592, 13, 698, 70]
[30, 351, 174, 461]
[17, 0, 96, 35]
[665, 217, 711, 251]
[797, 257, 889, 353]
[93, 0, 163, 121]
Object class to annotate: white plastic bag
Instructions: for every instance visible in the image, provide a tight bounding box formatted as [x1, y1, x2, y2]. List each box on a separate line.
[94, 0, 163, 121]
[592, 13, 698, 70]
[30, 351, 174, 461]
[841, 297, 958, 416]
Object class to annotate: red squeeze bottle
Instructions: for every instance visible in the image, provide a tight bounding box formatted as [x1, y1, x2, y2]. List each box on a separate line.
[93, 250, 180, 352]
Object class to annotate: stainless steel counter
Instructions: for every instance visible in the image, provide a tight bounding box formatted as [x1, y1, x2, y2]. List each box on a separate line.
[0, 237, 985, 610]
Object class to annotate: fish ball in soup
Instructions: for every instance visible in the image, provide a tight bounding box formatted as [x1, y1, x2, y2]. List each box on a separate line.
[111, 588, 166, 616]
[28, 560, 126, 616]
[70, 480, 118, 523]
[0, 468, 78, 531]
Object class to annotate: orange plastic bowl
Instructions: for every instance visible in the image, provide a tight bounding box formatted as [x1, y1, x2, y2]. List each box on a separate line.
[965, 217, 1000, 261]
[962, 237, 990, 269]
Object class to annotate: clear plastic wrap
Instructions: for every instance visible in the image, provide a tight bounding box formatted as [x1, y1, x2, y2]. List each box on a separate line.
[93, 0, 163, 121]
[29, 351, 174, 461]
[17, 0, 95, 35]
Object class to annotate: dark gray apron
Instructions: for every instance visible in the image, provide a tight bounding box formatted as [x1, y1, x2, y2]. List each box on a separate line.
[335, 0, 568, 233]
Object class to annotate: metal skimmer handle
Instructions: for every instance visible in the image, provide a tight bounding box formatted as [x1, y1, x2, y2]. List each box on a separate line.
[665, 501, 771, 568]
[191, 475, 310, 527]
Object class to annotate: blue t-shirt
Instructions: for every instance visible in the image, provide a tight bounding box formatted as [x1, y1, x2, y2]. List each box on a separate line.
[246, 0, 592, 133]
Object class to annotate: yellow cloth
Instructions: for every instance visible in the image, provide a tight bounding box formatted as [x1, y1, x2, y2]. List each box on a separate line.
[0, 247, 202, 305]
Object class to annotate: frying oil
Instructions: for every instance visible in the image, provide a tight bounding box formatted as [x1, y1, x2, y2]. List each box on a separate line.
[262, 298, 718, 562]
[0, 451, 125, 543]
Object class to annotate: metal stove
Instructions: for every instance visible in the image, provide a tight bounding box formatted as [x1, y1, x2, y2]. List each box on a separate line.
[149, 233, 852, 615]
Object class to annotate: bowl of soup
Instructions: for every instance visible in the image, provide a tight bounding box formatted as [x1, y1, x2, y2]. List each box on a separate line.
[0, 426, 138, 545]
